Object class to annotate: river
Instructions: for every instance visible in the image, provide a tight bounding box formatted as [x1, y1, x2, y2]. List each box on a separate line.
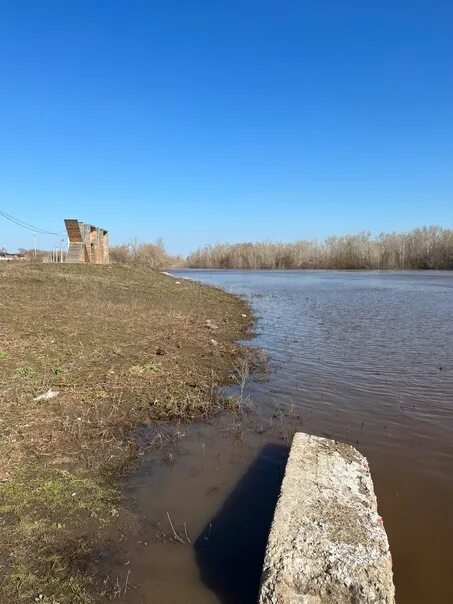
[112, 269, 453, 603]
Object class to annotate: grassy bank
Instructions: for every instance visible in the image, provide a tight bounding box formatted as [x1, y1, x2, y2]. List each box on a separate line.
[0, 263, 250, 603]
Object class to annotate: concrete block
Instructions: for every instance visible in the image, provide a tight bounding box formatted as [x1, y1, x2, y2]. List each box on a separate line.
[259, 433, 395, 603]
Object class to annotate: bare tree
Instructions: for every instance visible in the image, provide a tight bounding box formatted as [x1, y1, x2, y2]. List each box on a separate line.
[186, 226, 453, 270]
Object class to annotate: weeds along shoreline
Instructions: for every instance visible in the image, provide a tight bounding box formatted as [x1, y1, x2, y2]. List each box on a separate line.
[0, 263, 253, 604]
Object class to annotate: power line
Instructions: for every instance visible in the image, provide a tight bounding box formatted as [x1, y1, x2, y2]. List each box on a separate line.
[0, 209, 62, 234]
[0, 209, 64, 236]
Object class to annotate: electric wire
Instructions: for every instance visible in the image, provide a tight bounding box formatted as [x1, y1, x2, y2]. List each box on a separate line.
[0, 209, 65, 236]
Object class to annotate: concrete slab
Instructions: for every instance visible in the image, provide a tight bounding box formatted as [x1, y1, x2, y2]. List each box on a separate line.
[259, 433, 395, 603]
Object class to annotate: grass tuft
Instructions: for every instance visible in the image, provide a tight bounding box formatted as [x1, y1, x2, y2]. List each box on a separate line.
[14, 365, 36, 380]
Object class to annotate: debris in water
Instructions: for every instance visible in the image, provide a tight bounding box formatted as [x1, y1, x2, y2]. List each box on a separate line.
[166, 512, 185, 544]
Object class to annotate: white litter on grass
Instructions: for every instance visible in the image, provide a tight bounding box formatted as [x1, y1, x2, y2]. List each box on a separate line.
[241, 314, 247, 318]
[205, 319, 219, 330]
[210, 339, 218, 346]
[33, 389, 59, 401]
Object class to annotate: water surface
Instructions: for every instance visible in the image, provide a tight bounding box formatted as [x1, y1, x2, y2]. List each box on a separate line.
[116, 270, 453, 603]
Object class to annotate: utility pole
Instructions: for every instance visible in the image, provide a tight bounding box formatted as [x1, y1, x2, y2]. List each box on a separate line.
[33, 232, 37, 258]
[60, 238, 64, 263]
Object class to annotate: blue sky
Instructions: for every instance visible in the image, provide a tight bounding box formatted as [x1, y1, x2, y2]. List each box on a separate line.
[1, 1, 452, 254]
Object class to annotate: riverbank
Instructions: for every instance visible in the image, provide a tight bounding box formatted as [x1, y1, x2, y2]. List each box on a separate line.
[0, 263, 251, 603]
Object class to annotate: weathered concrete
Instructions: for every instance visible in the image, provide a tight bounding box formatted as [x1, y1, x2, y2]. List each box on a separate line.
[259, 433, 395, 604]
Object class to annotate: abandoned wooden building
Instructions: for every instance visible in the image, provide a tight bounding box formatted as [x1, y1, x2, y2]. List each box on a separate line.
[64, 219, 109, 264]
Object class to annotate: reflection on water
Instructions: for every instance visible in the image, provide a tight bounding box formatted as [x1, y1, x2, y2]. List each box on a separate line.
[112, 270, 453, 604]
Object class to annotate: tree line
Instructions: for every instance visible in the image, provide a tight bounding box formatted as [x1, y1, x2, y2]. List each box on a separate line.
[185, 226, 453, 270]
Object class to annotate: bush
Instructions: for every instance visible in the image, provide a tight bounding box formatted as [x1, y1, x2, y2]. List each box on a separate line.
[110, 238, 183, 270]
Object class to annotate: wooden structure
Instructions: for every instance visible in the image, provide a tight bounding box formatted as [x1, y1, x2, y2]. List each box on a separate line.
[64, 219, 109, 264]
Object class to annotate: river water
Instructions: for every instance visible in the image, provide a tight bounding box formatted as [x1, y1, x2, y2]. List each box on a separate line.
[112, 270, 453, 604]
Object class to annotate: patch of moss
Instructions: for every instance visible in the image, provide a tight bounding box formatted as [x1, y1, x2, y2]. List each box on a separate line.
[0, 440, 10, 454]
[1, 464, 119, 521]
[129, 362, 160, 375]
[14, 365, 36, 380]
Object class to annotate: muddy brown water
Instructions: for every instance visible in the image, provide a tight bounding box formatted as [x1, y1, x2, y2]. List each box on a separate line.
[106, 270, 453, 604]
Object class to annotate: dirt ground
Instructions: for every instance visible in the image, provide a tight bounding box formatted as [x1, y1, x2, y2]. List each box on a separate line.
[0, 263, 251, 603]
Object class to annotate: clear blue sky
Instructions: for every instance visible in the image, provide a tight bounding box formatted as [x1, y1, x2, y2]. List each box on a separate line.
[1, 1, 452, 254]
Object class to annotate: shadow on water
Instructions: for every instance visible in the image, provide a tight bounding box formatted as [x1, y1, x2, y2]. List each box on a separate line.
[194, 443, 289, 604]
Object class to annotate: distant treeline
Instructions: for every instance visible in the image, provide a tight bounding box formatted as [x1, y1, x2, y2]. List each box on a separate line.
[110, 238, 184, 270]
[186, 227, 453, 270]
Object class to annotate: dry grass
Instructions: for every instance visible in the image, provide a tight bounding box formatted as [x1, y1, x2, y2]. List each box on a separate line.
[0, 263, 251, 603]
